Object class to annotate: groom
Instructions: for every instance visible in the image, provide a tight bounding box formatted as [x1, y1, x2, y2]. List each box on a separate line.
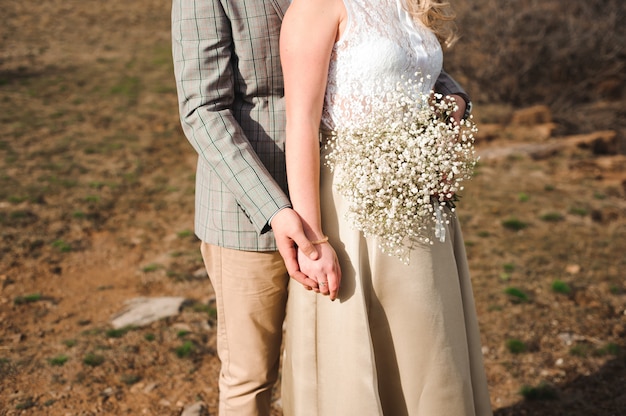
[171, 1, 471, 415]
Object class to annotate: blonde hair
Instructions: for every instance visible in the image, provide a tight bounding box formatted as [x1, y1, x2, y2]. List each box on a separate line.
[405, 0, 458, 47]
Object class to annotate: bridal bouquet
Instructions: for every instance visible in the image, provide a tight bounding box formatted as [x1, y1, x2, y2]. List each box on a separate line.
[324, 75, 478, 263]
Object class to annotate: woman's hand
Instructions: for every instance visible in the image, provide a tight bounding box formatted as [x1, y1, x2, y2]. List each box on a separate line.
[298, 242, 342, 301]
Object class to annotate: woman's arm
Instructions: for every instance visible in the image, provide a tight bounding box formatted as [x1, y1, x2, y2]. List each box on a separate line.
[280, 0, 346, 300]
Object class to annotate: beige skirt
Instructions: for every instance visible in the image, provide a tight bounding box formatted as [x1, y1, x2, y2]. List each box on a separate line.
[281, 161, 492, 416]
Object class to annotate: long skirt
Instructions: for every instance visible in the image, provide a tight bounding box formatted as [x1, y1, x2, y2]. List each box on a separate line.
[280, 160, 493, 416]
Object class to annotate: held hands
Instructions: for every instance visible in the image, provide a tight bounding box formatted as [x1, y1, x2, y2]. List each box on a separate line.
[298, 239, 342, 301]
[271, 208, 342, 300]
[271, 208, 320, 290]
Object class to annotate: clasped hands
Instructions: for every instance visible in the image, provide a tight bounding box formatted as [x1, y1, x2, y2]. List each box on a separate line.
[271, 208, 342, 301]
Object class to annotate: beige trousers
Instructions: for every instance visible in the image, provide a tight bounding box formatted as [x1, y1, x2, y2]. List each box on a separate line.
[201, 243, 289, 416]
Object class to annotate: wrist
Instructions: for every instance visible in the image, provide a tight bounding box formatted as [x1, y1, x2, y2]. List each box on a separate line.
[463, 100, 473, 120]
[268, 205, 292, 229]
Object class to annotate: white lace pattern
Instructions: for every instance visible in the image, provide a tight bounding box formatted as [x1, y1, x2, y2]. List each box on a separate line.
[321, 0, 443, 131]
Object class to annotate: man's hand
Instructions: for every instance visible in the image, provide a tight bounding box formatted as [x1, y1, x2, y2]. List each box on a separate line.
[270, 208, 319, 290]
[447, 94, 467, 125]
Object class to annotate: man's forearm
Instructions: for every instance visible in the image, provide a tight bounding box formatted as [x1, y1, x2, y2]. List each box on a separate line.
[435, 70, 472, 120]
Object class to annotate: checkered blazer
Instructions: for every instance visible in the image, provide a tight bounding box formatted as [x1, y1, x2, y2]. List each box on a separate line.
[172, 0, 291, 251]
[172, 0, 469, 252]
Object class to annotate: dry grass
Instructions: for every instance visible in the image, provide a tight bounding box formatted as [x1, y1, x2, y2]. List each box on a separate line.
[0, 0, 625, 414]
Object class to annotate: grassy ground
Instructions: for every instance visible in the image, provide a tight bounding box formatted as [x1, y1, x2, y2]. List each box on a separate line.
[1, 0, 625, 414]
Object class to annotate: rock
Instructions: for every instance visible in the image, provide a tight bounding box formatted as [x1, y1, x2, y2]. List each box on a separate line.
[510, 104, 552, 125]
[193, 268, 208, 279]
[557, 332, 585, 346]
[101, 387, 114, 397]
[181, 402, 208, 416]
[565, 264, 581, 274]
[110, 297, 186, 329]
[142, 382, 158, 394]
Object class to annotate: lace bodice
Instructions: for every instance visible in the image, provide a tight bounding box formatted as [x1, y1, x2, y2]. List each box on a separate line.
[321, 0, 443, 131]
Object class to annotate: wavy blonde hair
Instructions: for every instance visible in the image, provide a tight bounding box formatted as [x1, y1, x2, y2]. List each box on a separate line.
[405, 0, 458, 47]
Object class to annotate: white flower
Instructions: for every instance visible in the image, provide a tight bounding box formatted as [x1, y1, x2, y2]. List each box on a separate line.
[324, 75, 478, 263]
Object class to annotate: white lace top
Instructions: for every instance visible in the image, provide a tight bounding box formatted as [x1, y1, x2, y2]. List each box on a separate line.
[321, 0, 443, 131]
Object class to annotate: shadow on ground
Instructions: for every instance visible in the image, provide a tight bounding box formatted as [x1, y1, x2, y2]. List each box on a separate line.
[494, 351, 626, 416]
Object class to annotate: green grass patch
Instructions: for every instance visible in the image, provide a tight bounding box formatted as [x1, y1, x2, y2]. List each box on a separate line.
[551, 280, 571, 295]
[105, 326, 134, 339]
[48, 354, 69, 366]
[39, 175, 78, 189]
[517, 192, 530, 202]
[14, 293, 42, 305]
[609, 285, 624, 295]
[175, 341, 196, 358]
[540, 212, 564, 222]
[84, 141, 124, 155]
[189, 302, 217, 319]
[83, 353, 105, 367]
[110, 75, 140, 101]
[15, 397, 36, 410]
[142, 263, 163, 273]
[121, 374, 142, 386]
[82, 195, 100, 203]
[504, 287, 529, 303]
[520, 382, 558, 401]
[177, 229, 194, 238]
[568, 206, 588, 216]
[506, 339, 527, 354]
[593, 343, 620, 357]
[89, 181, 106, 189]
[502, 217, 528, 231]
[52, 239, 72, 252]
[63, 339, 77, 348]
[144, 333, 156, 342]
[7, 195, 27, 204]
[569, 343, 592, 357]
[80, 328, 103, 336]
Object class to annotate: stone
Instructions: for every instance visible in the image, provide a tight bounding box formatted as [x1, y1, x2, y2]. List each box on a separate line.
[510, 104, 552, 125]
[110, 297, 186, 329]
[181, 402, 208, 416]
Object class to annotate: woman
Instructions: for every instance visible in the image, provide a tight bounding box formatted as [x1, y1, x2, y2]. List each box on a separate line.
[280, 0, 492, 414]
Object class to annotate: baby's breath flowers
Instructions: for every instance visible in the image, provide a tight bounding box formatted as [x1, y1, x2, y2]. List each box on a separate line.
[324, 75, 478, 263]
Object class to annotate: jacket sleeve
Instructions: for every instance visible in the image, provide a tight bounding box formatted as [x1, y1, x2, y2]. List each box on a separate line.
[435, 69, 471, 106]
[171, 0, 290, 233]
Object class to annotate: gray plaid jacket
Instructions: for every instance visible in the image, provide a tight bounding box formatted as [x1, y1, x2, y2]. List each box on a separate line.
[172, 0, 469, 252]
[172, 0, 291, 251]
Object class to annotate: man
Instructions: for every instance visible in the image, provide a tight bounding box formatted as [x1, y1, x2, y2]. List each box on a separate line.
[171, 1, 471, 414]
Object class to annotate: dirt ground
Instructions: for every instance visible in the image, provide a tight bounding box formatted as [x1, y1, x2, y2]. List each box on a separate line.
[1, 1, 625, 415]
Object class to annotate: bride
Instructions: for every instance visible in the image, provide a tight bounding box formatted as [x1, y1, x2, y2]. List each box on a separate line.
[279, 0, 493, 414]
